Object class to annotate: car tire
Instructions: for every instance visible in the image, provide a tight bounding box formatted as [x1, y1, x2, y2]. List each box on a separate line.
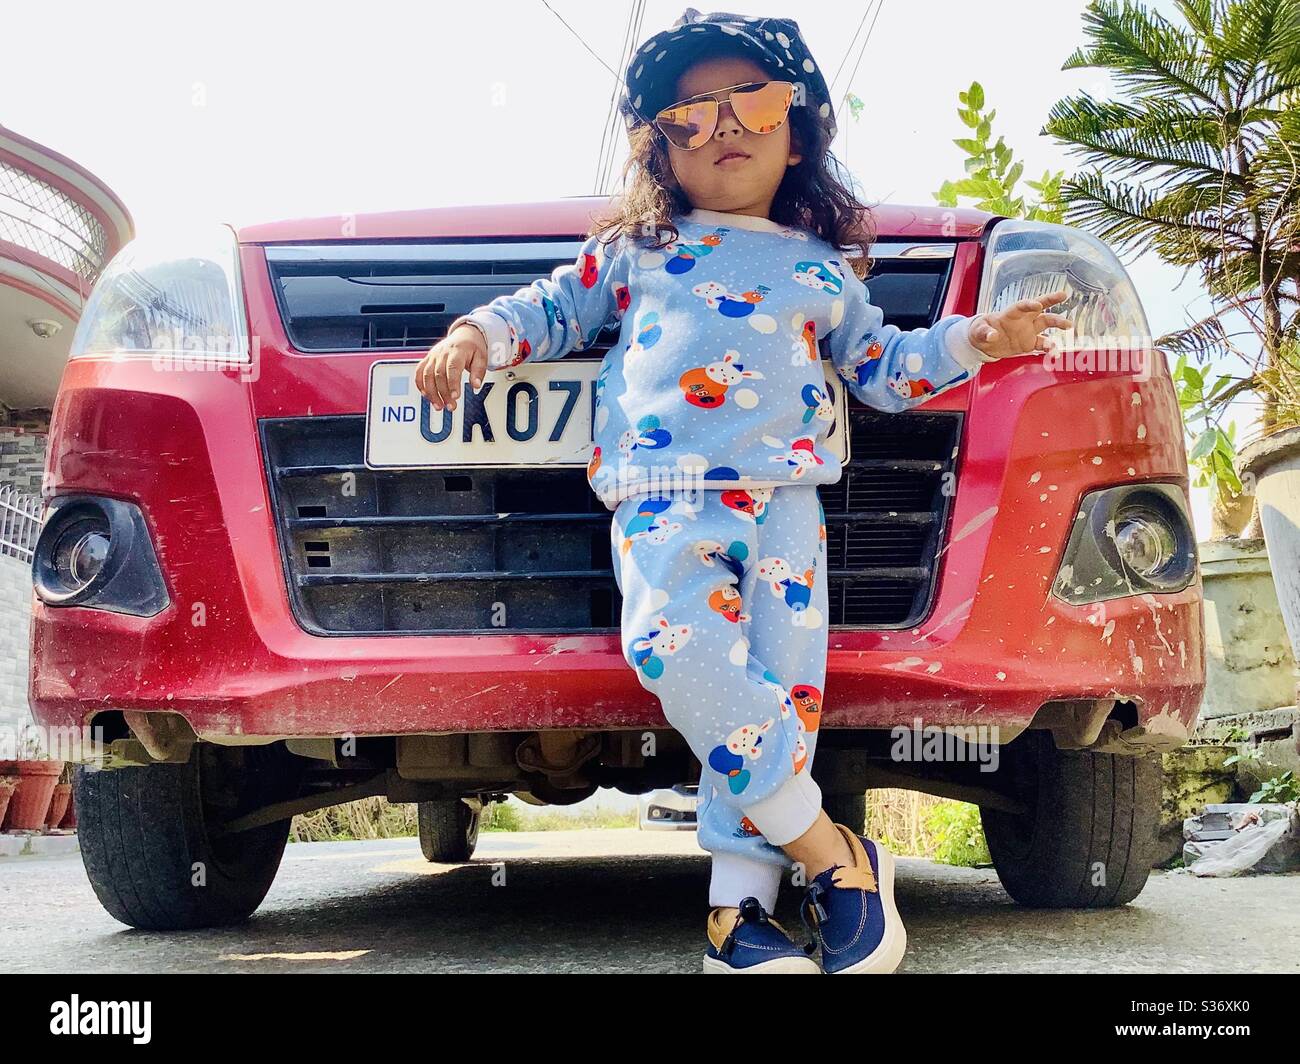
[822, 792, 868, 834]
[417, 798, 481, 862]
[74, 748, 291, 931]
[981, 730, 1161, 908]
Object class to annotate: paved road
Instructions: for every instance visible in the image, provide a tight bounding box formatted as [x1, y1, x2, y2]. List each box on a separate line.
[3, 830, 1298, 973]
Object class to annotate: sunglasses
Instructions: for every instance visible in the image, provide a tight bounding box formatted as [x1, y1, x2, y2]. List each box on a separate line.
[652, 80, 796, 151]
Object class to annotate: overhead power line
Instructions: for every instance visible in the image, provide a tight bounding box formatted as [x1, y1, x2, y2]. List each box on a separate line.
[841, 0, 886, 100]
[540, 0, 618, 77]
[594, 0, 638, 194]
[597, 0, 646, 196]
[829, 5, 874, 99]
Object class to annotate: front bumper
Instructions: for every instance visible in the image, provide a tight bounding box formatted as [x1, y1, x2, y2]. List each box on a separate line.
[31, 352, 1206, 746]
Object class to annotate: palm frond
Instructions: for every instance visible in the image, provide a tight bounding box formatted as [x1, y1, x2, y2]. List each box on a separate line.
[1217, 0, 1300, 80]
[1066, 0, 1223, 106]
[1175, 0, 1216, 40]
[1060, 170, 1232, 258]
[1044, 92, 1232, 182]
[1158, 311, 1238, 359]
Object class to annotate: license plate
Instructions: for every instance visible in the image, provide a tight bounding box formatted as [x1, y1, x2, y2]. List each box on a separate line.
[365, 358, 850, 469]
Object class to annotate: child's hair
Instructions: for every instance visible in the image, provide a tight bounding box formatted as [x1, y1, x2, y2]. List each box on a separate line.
[590, 89, 876, 280]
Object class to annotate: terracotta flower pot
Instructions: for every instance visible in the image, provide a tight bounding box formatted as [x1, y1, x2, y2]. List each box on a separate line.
[45, 782, 72, 830]
[0, 778, 15, 829]
[59, 791, 77, 830]
[0, 761, 64, 832]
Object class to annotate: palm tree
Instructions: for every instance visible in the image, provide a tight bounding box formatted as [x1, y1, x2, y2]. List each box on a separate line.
[1044, 0, 1300, 535]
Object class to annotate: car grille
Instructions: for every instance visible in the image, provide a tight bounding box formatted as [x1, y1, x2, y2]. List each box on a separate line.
[260, 410, 962, 635]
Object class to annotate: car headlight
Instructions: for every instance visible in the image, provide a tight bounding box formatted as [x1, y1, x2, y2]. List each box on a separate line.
[1053, 483, 1197, 605]
[33, 497, 170, 616]
[69, 223, 250, 365]
[978, 219, 1150, 351]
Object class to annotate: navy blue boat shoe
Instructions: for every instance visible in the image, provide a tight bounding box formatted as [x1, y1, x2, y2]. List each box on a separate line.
[799, 823, 907, 974]
[703, 896, 821, 974]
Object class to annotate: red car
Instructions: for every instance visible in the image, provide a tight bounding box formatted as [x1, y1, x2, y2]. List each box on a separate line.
[30, 198, 1204, 930]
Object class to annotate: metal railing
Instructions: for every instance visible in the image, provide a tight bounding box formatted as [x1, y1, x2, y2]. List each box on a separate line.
[0, 483, 43, 563]
[0, 158, 111, 284]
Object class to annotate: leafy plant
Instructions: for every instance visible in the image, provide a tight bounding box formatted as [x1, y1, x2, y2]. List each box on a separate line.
[1175, 357, 1241, 489]
[1223, 744, 1263, 767]
[482, 801, 524, 832]
[921, 800, 992, 867]
[1250, 770, 1299, 803]
[935, 81, 1065, 222]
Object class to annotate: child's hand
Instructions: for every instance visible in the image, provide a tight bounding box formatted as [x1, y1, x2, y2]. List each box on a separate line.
[415, 324, 489, 412]
[968, 289, 1073, 360]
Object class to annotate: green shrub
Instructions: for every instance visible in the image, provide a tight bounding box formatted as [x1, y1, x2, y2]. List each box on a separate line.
[482, 801, 524, 832]
[921, 800, 991, 867]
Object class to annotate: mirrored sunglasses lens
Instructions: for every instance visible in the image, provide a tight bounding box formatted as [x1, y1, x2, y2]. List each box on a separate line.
[732, 81, 794, 135]
[655, 99, 718, 149]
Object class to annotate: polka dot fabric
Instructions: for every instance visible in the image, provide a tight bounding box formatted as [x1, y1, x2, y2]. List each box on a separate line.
[620, 8, 838, 143]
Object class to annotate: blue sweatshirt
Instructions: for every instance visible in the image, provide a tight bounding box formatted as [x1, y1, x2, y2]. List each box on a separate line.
[458, 207, 995, 510]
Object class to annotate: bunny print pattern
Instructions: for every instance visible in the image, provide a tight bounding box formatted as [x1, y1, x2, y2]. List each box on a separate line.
[458, 208, 997, 511]
[612, 483, 830, 911]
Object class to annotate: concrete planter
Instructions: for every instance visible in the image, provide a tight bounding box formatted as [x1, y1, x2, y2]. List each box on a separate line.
[1202, 706, 1300, 798]
[1158, 746, 1237, 866]
[1239, 425, 1300, 706]
[1198, 538, 1298, 718]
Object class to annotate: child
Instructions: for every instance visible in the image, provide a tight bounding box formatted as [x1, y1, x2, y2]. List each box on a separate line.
[416, 9, 1070, 974]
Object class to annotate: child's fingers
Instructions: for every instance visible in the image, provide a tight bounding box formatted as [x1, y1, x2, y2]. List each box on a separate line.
[414, 356, 428, 401]
[431, 351, 452, 411]
[446, 351, 464, 409]
[447, 349, 474, 410]
[469, 346, 488, 390]
[416, 352, 437, 402]
[1009, 291, 1070, 317]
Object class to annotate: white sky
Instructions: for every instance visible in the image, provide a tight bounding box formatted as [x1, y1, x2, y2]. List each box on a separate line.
[3, 0, 1259, 537]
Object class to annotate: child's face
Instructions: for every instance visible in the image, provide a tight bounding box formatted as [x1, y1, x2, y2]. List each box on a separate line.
[665, 55, 801, 216]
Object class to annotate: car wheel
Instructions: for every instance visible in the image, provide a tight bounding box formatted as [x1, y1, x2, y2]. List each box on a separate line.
[417, 798, 481, 862]
[981, 730, 1161, 908]
[822, 792, 867, 834]
[74, 746, 292, 930]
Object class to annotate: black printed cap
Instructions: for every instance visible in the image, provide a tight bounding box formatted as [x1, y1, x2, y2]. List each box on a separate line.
[620, 8, 837, 142]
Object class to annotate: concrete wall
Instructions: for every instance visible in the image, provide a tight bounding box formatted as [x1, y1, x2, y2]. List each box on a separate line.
[0, 411, 45, 744]
[1201, 538, 1300, 718]
[0, 427, 47, 495]
[0, 553, 34, 738]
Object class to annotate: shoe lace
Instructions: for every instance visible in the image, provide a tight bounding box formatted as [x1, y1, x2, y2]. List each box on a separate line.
[798, 879, 831, 956]
[720, 896, 774, 959]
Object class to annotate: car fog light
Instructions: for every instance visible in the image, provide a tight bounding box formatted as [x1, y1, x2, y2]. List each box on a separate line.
[53, 521, 111, 590]
[1052, 482, 1196, 605]
[33, 495, 169, 616]
[1112, 509, 1177, 577]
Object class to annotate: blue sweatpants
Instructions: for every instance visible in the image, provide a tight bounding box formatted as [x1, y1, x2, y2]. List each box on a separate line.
[611, 484, 829, 910]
